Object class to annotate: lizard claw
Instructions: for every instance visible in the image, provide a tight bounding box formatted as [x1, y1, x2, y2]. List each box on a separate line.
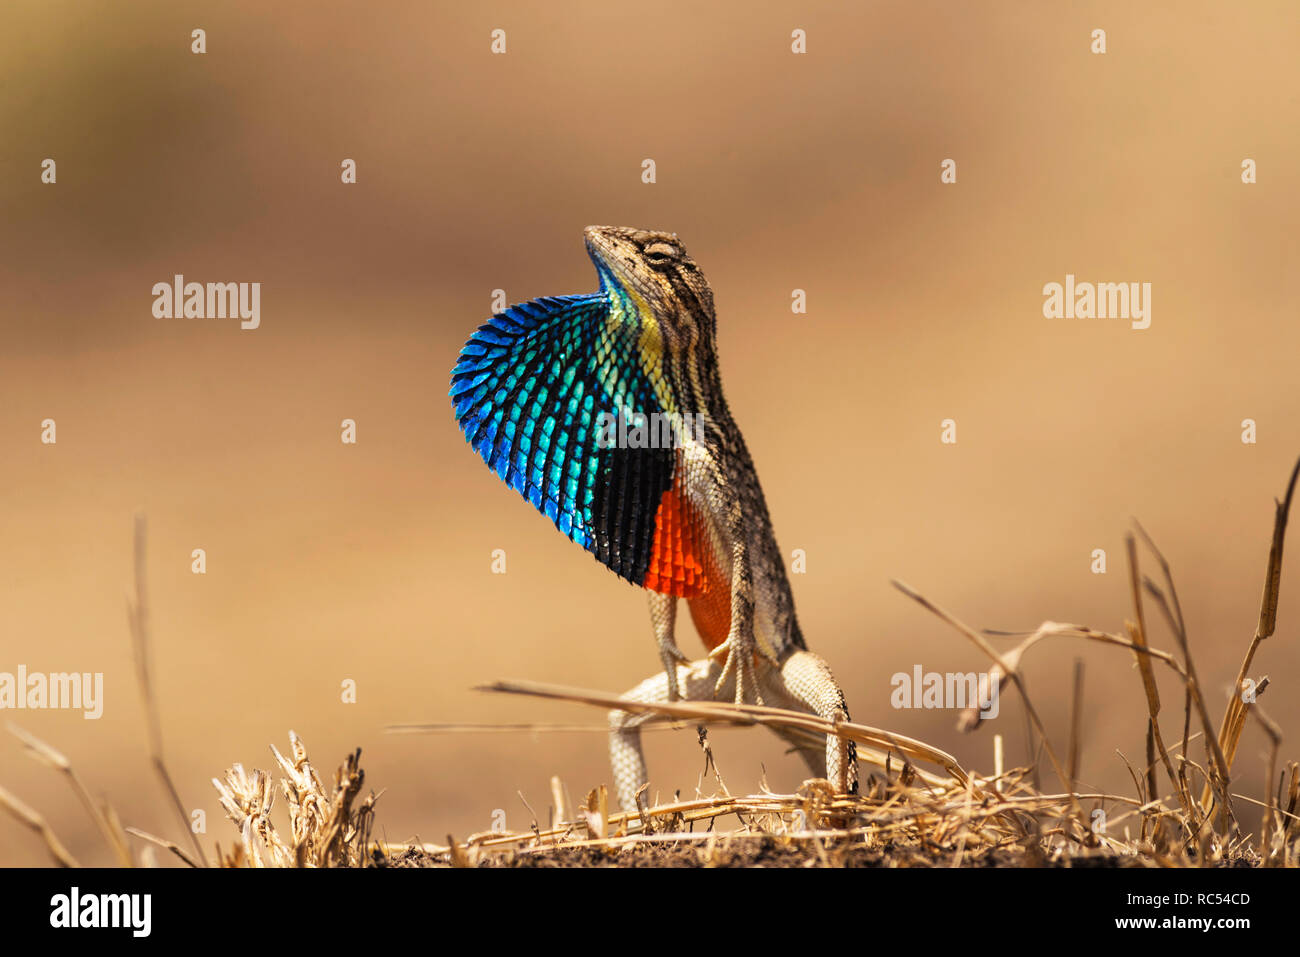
[660, 647, 691, 696]
[660, 646, 692, 701]
[712, 637, 764, 707]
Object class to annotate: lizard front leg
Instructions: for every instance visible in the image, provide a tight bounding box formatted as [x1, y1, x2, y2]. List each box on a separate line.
[648, 592, 690, 701]
[711, 538, 762, 706]
[709, 494, 778, 707]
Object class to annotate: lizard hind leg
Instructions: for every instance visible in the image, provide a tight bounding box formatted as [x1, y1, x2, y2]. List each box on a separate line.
[608, 657, 724, 812]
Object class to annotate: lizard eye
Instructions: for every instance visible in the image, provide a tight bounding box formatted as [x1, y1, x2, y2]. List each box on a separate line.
[642, 242, 680, 264]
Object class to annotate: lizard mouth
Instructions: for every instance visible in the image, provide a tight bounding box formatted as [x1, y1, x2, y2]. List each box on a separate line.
[582, 225, 617, 260]
[584, 225, 639, 290]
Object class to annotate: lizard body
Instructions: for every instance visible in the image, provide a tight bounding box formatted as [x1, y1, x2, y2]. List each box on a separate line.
[451, 226, 857, 810]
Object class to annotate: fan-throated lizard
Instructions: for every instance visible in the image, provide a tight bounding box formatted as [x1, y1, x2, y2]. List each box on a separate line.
[450, 225, 858, 810]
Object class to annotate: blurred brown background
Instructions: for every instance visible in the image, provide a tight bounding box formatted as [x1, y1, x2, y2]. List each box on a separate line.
[2, 0, 1297, 865]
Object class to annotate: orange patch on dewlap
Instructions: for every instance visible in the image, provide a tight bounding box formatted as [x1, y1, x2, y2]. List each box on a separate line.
[643, 482, 731, 653]
[642, 484, 707, 597]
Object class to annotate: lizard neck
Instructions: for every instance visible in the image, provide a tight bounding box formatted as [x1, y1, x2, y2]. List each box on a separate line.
[599, 272, 725, 426]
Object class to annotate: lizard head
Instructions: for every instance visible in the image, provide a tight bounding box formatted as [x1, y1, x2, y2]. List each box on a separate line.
[583, 226, 717, 347]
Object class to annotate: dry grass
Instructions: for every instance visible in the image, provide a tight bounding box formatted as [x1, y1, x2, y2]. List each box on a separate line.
[208, 731, 377, 868]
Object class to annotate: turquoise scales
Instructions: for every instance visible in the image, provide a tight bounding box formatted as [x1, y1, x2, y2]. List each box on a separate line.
[451, 226, 858, 811]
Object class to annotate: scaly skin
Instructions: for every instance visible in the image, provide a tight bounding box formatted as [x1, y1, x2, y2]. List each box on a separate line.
[451, 226, 858, 812]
